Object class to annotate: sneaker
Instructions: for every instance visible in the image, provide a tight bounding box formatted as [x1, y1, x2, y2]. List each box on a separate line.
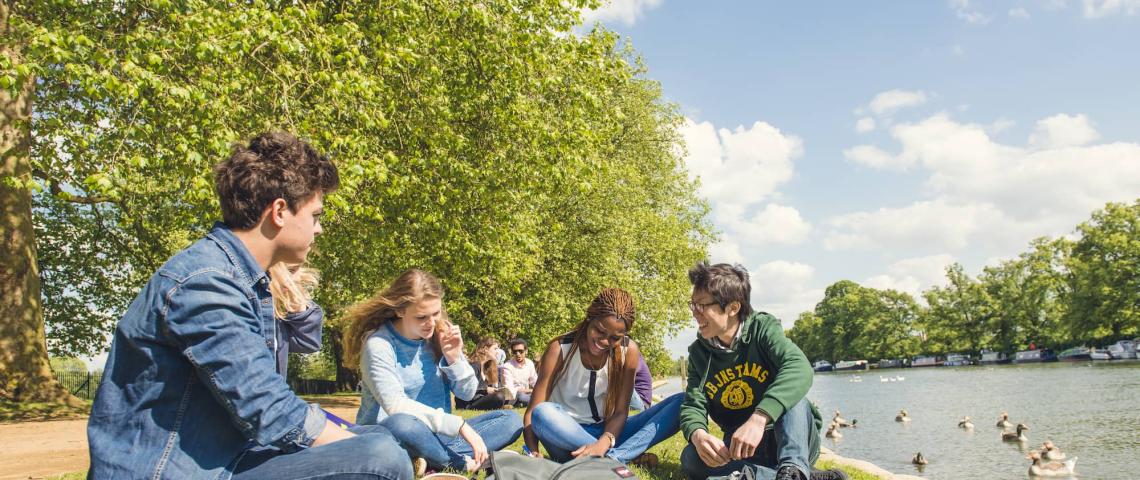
[810, 468, 849, 480]
[775, 466, 807, 480]
[412, 457, 427, 477]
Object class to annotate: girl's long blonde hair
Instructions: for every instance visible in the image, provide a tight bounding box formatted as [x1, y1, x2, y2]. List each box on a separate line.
[546, 288, 635, 419]
[471, 338, 500, 387]
[269, 262, 320, 319]
[341, 269, 450, 371]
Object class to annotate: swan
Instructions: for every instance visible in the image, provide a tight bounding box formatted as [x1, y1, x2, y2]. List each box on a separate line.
[1027, 450, 1077, 477]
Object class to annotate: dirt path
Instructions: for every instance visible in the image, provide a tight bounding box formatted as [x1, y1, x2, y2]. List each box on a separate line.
[0, 396, 360, 479]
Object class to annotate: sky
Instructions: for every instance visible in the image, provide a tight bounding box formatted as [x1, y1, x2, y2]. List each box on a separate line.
[575, 0, 1140, 357]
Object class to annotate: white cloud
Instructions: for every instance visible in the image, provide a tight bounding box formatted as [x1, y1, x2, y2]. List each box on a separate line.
[1009, 7, 1031, 18]
[828, 112, 1140, 255]
[951, 0, 993, 24]
[989, 118, 1016, 133]
[1028, 113, 1100, 149]
[864, 254, 957, 298]
[1083, 0, 1140, 16]
[734, 204, 813, 246]
[844, 144, 911, 170]
[868, 90, 928, 116]
[856, 117, 876, 133]
[581, 0, 664, 26]
[708, 238, 745, 264]
[681, 118, 803, 214]
[752, 261, 823, 326]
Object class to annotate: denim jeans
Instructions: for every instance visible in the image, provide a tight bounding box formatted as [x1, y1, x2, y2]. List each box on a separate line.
[531, 392, 682, 464]
[680, 398, 818, 480]
[381, 409, 522, 469]
[233, 425, 412, 479]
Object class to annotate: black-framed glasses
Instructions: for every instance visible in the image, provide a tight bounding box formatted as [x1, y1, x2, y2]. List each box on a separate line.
[688, 301, 719, 313]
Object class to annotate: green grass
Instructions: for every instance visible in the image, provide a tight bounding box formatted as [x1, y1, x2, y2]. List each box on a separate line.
[0, 398, 91, 422]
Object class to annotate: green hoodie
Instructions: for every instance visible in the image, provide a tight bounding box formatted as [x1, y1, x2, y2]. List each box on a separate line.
[679, 311, 822, 448]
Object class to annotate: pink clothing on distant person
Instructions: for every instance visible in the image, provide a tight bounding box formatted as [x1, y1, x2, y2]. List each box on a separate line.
[499, 358, 537, 397]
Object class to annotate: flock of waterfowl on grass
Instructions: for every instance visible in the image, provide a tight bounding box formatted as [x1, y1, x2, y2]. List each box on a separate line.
[825, 409, 1079, 478]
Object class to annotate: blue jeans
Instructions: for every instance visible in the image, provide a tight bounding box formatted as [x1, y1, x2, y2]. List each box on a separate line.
[680, 398, 818, 480]
[233, 425, 412, 479]
[531, 392, 682, 463]
[381, 409, 522, 469]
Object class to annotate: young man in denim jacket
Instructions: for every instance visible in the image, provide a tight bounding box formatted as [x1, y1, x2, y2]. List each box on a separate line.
[87, 132, 412, 479]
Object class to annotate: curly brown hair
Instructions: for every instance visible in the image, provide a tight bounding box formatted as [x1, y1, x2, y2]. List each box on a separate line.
[214, 131, 339, 229]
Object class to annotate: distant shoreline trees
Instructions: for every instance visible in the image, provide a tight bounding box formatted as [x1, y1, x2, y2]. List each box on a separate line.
[787, 200, 1140, 363]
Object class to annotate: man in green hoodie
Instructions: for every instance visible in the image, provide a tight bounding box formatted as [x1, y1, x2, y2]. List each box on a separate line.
[679, 262, 844, 480]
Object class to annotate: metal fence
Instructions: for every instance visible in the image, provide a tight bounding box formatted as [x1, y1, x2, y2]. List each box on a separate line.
[54, 370, 102, 399]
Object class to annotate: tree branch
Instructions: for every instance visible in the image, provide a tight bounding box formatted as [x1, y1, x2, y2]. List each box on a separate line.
[31, 169, 114, 204]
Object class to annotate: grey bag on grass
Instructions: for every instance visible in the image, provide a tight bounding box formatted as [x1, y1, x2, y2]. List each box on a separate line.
[484, 451, 638, 480]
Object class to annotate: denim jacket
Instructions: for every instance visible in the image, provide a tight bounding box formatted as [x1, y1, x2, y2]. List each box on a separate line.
[87, 223, 325, 479]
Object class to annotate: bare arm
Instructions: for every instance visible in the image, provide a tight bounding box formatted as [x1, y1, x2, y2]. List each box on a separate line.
[522, 340, 565, 456]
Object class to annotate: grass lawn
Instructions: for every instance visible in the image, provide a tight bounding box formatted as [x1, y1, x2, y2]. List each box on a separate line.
[0, 399, 91, 423]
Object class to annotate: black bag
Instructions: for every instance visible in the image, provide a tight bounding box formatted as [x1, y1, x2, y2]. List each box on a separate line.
[484, 451, 638, 480]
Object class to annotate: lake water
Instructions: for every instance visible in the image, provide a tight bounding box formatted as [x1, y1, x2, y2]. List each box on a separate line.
[656, 360, 1140, 479]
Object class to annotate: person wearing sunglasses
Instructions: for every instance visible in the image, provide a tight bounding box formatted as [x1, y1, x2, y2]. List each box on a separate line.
[523, 288, 683, 467]
[679, 262, 846, 480]
[500, 338, 538, 406]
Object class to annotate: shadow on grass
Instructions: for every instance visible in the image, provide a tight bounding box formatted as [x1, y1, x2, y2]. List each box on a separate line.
[0, 399, 91, 423]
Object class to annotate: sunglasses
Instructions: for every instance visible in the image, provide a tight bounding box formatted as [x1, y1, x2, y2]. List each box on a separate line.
[511, 349, 526, 354]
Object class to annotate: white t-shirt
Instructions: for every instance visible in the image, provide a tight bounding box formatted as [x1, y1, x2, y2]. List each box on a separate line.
[500, 357, 537, 397]
[549, 344, 608, 424]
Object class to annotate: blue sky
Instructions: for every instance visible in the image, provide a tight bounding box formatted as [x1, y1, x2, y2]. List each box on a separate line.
[575, 1, 1140, 356]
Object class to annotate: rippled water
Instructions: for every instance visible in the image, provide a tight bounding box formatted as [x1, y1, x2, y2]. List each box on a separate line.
[808, 361, 1140, 480]
[655, 361, 1139, 479]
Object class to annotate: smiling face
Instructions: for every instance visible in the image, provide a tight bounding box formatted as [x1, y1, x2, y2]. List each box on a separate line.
[690, 288, 740, 343]
[583, 315, 628, 357]
[394, 297, 443, 341]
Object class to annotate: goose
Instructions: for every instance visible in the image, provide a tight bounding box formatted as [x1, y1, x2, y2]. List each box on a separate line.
[1027, 450, 1077, 477]
[825, 423, 843, 438]
[911, 452, 928, 465]
[1002, 423, 1029, 442]
[958, 416, 974, 430]
[895, 409, 911, 422]
[1041, 440, 1067, 461]
[832, 410, 850, 427]
[996, 412, 1013, 428]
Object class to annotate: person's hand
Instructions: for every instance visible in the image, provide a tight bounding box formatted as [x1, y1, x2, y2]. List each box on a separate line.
[692, 429, 731, 467]
[729, 412, 768, 460]
[523, 426, 543, 458]
[571, 436, 611, 458]
[439, 324, 464, 364]
[459, 423, 488, 470]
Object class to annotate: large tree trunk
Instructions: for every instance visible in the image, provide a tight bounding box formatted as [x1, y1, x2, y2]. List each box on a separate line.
[0, 1, 81, 406]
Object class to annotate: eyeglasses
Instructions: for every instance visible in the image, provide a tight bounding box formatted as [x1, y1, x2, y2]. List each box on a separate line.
[512, 349, 526, 354]
[688, 301, 719, 313]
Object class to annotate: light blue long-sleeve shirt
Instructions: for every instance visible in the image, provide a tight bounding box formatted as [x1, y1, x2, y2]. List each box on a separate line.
[356, 322, 476, 436]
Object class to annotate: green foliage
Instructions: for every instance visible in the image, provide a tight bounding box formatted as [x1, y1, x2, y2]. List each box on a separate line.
[789, 201, 1139, 361]
[15, 1, 711, 373]
[48, 357, 86, 374]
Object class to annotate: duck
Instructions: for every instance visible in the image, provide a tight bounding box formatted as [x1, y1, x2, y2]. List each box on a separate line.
[996, 412, 1013, 428]
[832, 410, 850, 427]
[1041, 440, 1066, 461]
[825, 423, 843, 438]
[895, 409, 911, 422]
[1027, 450, 1077, 477]
[958, 416, 974, 430]
[1002, 423, 1029, 442]
[911, 452, 928, 465]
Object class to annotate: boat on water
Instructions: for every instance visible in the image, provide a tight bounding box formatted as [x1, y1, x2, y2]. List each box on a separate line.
[1107, 340, 1137, 360]
[1090, 348, 1111, 360]
[943, 353, 973, 366]
[834, 359, 869, 371]
[877, 358, 907, 369]
[1014, 348, 1058, 363]
[1058, 346, 1092, 361]
[912, 355, 941, 367]
[979, 349, 1011, 365]
[813, 360, 834, 372]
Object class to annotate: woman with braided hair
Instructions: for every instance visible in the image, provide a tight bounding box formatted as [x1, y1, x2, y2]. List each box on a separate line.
[524, 288, 683, 467]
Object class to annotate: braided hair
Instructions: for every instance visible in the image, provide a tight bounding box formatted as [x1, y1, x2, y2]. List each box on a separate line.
[548, 288, 636, 419]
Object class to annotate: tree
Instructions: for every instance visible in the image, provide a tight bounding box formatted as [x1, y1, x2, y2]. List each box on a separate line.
[1067, 200, 1140, 343]
[786, 311, 824, 362]
[921, 263, 992, 354]
[5, 0, 711, 399]
[981, 237, 1071, 350]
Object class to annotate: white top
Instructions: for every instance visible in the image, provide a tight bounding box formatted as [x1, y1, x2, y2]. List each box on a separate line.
[500, 358, 538, 398]
[549, 343, 608, 424]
